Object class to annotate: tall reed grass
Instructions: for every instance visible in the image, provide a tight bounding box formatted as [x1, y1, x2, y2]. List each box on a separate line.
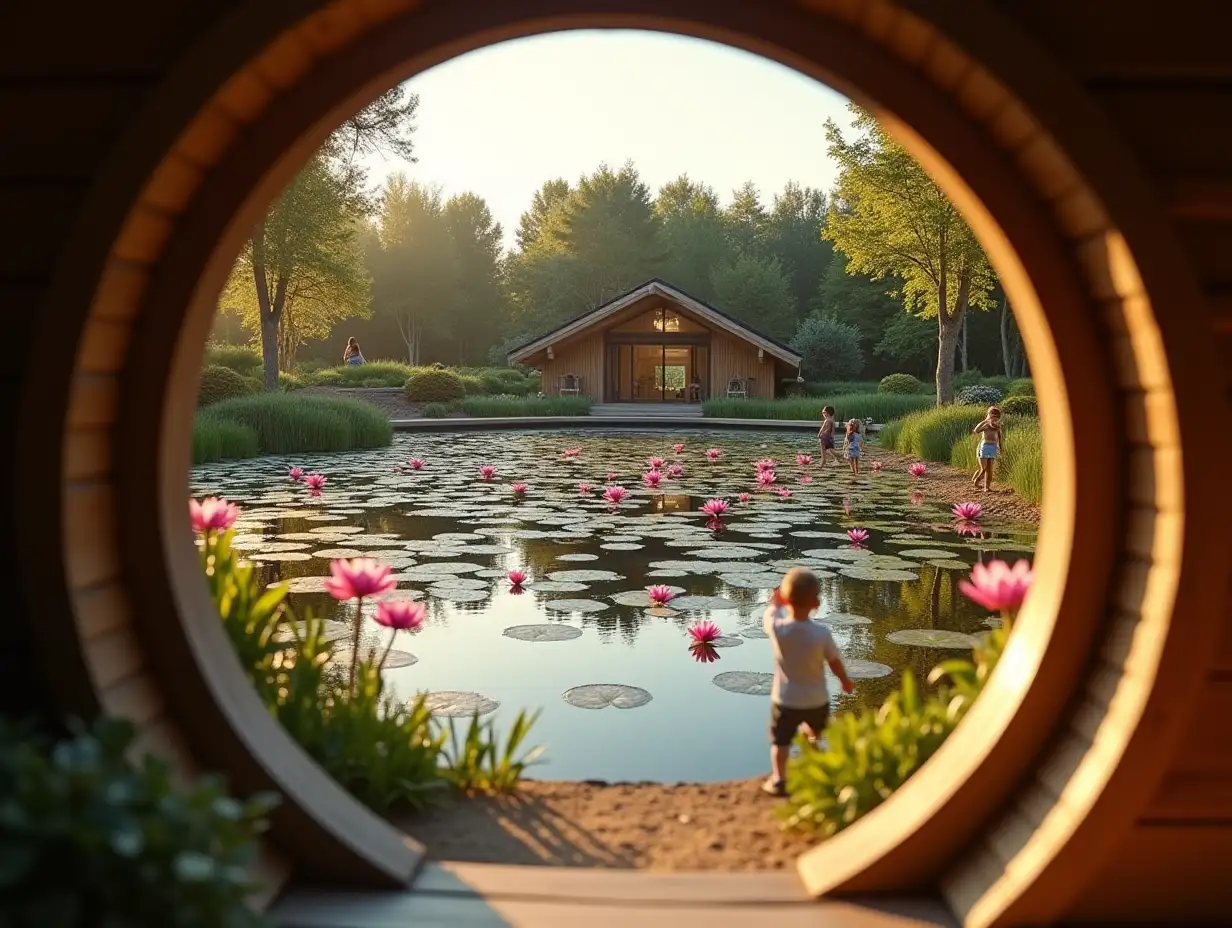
[703, 394, 934, 423]
[882, 405, 987, 461]
[191, 393, 392, 463]
[456, 396, 592, 417]
[950, 415, 1043, 503]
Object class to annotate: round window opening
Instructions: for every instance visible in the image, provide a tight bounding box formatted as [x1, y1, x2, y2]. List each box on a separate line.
[64, 0, 1201, 912]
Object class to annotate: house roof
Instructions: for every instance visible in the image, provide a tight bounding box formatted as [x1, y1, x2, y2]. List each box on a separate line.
[506, 279, 804, 366]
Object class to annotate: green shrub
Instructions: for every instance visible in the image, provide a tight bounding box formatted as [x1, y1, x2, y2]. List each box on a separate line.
[953, 367, 985, 390]
[781, 622, 1008, 838]
[458, 395, 592, 417]
[296, 358, 331, 375]
[478, 370, 509, 394]
[805, 381, 879, 396]
[878, 373, 923, 395]
[197, 364, 258, 407]
[199, 521, 540, 809]
[423, 402, 452, 418]
[404, 367, 467, 403]
[790, 315, 865, 380]
[885, 405, 988, 462]
[192, 414, 260, 464]
[1007, 378, 1035, 397]
[0, 715, 276, 926]
[703, 394, 934, 423]
[950, 415, 1043, 504]
[279, 372, 300, 391]
[955, 384, 1004, 406]
[198, 393, 391, 458]
[301, 361, 413, 388]
[1000, 395, 1037, 417]
[204, 343, 262, 377]
[876, 417, 904, 449]
[307, 368, 344, 386]
[459, 375, 486, 395]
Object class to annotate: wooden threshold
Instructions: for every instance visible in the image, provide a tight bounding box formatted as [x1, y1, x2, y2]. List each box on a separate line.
[270, 862, 956, 928]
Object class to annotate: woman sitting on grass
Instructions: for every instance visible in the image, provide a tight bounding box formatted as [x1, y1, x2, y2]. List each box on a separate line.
[343, 337, 365, 367]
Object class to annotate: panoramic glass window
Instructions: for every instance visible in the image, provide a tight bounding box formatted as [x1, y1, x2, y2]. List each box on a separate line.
[192, 30, 1037, 869]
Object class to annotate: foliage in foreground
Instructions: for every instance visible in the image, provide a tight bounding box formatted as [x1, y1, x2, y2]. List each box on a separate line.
[200, 522, 538, 812]
[878, 372, 924, 395]
[0, 716, 275, 927]
[703, 394, 934, 424]
[191, 393, 392, 463]
[781, 618, 1009, 837]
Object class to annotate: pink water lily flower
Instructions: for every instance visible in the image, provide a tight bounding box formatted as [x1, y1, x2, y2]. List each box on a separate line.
[959, 559, 1033, 615]
[796, 454, 813, 466]
[603, 485, 629, 505]
[647, 584, 676, 606]
[776, 487, 793, 499]
[847, 527, 869, 546]
[304, 473, 326, 491]
[606, 471, 618, 482]
[479, 464, 497, 480]
[687, 620, 722, 645]
[870, 461, 883, 473]
[910, 490, 925, 506]
[511, 482, 528, 496]
[673, 442, 685, 454]
[908, 462, 927, 478]
[562, 447, 581, 458]
[800, 474, 814, 485]
[700, 498, 730, 518]
[705, 448, 722, 460]
[507, 568, 528, 587]
[409, 458, 424, 470]
[690, 641, 720, 663]
[643, 470, 663, 488]
[288, 466, 304, 482]
[665, 463, 684, 478]
[647, 455, 666, 469]
[706, 517, 726, 533]
[578, 481, 593, 495]
[756, 470, 777, 487]
[189, 497, 238, 534]
[738, 492, 751, 503]
[956, 520, 982, 537]
[952, 501, 983, 521]
[374, 598, 425, 632]
[325, 557, 396, 601]
[755, 458, 778, 473]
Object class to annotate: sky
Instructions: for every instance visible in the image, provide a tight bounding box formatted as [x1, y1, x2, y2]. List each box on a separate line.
[358, 30, 854, 251]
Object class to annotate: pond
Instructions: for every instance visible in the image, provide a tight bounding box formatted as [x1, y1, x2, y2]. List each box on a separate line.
[190, 428, 1037, 783]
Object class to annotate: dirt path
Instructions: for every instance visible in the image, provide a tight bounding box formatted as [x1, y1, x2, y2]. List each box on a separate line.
[862, 446, 1039, 525]
[397, 778, 815, 871]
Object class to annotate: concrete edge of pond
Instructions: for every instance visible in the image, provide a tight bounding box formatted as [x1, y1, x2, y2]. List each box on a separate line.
[390, 416, 883, 433]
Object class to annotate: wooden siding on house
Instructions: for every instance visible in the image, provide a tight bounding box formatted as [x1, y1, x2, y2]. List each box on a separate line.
[538, 332, 603, 398]
[711, 329, 773, 399]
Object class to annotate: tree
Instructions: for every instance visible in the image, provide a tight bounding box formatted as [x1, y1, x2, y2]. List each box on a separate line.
[442, 192, 506, 364]
[514, 179, 570, 252]
[811, 251, 900, 354]
[790, 314, 864, 380]
[874, 312, 936, 372]
[655, 174, 728, 300]
[823, 106, 996, 402]
[222, 152, 370, 388]
[764, 182, 833, 321]
[709, 254, 798, 340]
[723, 181, 768, 258]
[369, 176, 460, 365]
[224, 86, 418, 387]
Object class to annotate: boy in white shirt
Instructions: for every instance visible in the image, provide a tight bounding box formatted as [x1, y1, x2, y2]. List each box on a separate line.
[762, 567, 854, 796]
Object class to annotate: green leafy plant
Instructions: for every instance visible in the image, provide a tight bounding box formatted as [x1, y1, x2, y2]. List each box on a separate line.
[804, 380, 879, 396]
[458, 395, 591, 417]
[404, 367, 467, 402]
[955, 384, 1004, 406]
[422, 402, 452, 418]
[949, 414, 1042, 503]
[1000, 395, 1037, 417]
[877, 373, 923, 395]
[1007, 377, 1035, 397]
[702, 394, 933, 423]
[883, 405, 988, 461]
[0, 716, 277, 927]
[441, 709, 545, 793]
[204, 343, 263, 377]
[192, 414, 260, 464]
[197, 364, 259, 407]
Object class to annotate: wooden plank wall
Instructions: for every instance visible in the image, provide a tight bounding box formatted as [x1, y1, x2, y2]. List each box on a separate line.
[711, 330, 773, 399]
[538, 332, 603, 398]
[995, 0, 1232, 918]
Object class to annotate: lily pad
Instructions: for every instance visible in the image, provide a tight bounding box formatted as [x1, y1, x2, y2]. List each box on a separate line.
[547, 569, 625, 582]
[502, 624, 584, 642]
[331, 647, 418, 669]
[543, 598, 610, 613]
[610, 587, 686, 607]
[563, 683, 653, 710]
[600, 542, 644, 551]
[247, 552, 312, 562]
[929, 559, 970, 570]
[845, 659, 893, 679]
[710, 635, 745, 648]
[719, 573, 783, 589]
[429, 588, 490, 603]
[740, 626, 769, 639]
[555, 553, 599, 562]
[817, 612, 873, 627]
[898, 548, 962, 559]
[642, 607, 680, 618]
[885, 629, 979, 648]
[277, 620, 352, 644]
[711, 671, 773, 696]
[670, 595, 738, 612]
[839, 567, 920, 582]
[523, 581, 589, 593]
[421, 691, 500, 718]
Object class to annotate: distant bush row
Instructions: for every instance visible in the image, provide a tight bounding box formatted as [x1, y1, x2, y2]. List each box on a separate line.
[703, 394, 934, 423]
[422, 396, 593, 418]
[193, 393, 392, 464]
[795, 373, 1034, 399]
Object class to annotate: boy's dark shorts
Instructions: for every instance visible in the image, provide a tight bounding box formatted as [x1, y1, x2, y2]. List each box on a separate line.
[770, 702, 830, 747]
[820, 435, 835, 449]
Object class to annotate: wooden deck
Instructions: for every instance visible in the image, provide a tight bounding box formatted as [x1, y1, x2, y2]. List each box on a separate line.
[270, 863, 956, 928]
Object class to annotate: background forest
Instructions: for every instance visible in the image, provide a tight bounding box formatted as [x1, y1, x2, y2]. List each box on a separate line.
[213, 87, 1028, 401]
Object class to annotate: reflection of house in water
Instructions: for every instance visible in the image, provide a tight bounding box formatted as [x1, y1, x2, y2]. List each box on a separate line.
[652, 494, 696, 513]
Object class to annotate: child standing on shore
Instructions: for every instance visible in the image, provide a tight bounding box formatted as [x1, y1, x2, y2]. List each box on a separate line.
[762, 567, 854, 797]
[817, 406, 836, 468]
[970, 406, 1003, 491]
[844, 419, 863, 475]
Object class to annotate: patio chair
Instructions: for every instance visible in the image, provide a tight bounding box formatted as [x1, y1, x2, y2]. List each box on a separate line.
[726, 378, 747, 399]
[559, 373, 580, 396]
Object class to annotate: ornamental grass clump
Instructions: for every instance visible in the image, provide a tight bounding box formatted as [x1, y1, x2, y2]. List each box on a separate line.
[779, 559, 1027, 838]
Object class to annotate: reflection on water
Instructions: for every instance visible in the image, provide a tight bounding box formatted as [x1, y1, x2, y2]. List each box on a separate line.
[191, 429, 1036, 782]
